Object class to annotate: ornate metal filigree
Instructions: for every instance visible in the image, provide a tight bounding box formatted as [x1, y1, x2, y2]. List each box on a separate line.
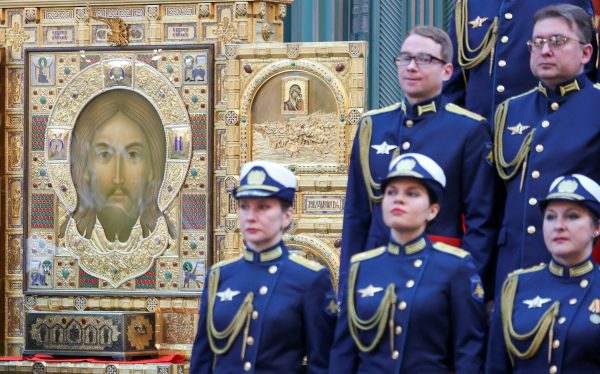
[4, 23, 30, 53]
[29, 315, 121, 350]
[126, 315, 153, 350]
[88, 6, 129, 47]
[215, 17, 240, 45]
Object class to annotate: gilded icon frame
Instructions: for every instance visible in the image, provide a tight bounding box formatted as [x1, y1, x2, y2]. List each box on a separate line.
[24, 45, 214, 297]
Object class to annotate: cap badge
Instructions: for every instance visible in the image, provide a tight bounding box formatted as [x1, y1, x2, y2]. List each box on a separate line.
[557, 179, 578, 194]
[396, 158, 416, 172]
[247, 169, 266, 186]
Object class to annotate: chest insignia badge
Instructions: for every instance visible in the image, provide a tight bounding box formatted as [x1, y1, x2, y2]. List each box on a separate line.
[523, 296, 551, 309]
[357, 284, 384, 298]
[371, 141, 397, 155]
[507, 123, 531, 135]
[216, 288, 241, 302]
[469, 16, 489, 29]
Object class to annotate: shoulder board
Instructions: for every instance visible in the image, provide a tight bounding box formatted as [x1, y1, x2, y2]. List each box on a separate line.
[351, 246, 386, 263]
[212, 255, 243, 269]
[594, 83, 600, 90]
[507, 262, 546, 277]
[361, 102, 403, 118]
[289, 254, 324, 272]
[503, 86, 539, 106]
[432, 242, 470, 258]
[444, 103, 486, 121]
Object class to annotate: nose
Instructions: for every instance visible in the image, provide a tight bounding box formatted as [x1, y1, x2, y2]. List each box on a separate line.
[540, 42, 553, 55]
[406, 58, 418, 70]
[112, 152, 124, 185]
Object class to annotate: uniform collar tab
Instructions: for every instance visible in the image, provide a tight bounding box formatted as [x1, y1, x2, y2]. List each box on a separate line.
[549, 258, 594, 279]
[538, 75, 585, 98]
[403, 95, 441, 119]
[243, 243, 285, 263]
[388, 234, 428, 256]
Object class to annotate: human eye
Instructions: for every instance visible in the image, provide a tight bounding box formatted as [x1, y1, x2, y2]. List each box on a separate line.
[385, 187, 397, 196]
[532, 37, 545, 48]
[127, 151, 141, 161]
[550, 35, 568, 47]
[406, 188, 421, 197]
[95, 147, 113, 161]
[566, 212, 581, 221]
[415, 53, 433, 64]
[396, 54, 411, 64]
[544, 212, 556, 221]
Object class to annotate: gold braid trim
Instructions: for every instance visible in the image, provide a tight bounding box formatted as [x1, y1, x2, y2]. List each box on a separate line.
[493, 100, 535, 190]
[207, 268, 255, 359]
[455, 0, 499, 71]
[501, 276, 560, 366]
[347, 262, 397, 354]
[359, 116, 383, 208]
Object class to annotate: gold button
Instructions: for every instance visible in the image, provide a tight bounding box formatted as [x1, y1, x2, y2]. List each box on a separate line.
[244, 362, 252, 371]
[551, 102, 559, 111]
[542, 120, 550, 128]
[259, 286, 268, 295]
[392, 350, 399, 359]
[527, 226, 536, 234]
[406, 120, 414, 128]
[252, 310, 259, 319]
[569, 298, 577, 305]
[505, 12, 513, 20]
[581, 279, 589, 288]
[395, 326, 403, 335]
[402, 142, 410, 150]
[531, 170, 540, 179]
[501, 36, 509, 43]
[553, 339, 560, 349]
[497, 85, 505, 93]
[398, 301, 407, 310]
[406, 280, 415, 288]
[268, 265, 278, 274]
[246, 336, 255, 346]
[498, 60, 507, 67]
[549, 365, 557, 374]
[414, 259, 422, 268]
[528, 198, 538, 206]
[558, 317, 566, 324]
[535, 144, 544, 153]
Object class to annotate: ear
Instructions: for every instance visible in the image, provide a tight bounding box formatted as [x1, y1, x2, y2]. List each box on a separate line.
[281, 206, 293, 231]
[427, 203, 441, 222]
[441, 62, 454, 82]
[581, 43, 593, 65]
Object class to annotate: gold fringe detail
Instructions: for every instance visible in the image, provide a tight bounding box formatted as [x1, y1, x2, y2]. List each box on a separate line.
[359, 116, 383, 208]
[206, 268, 255, 358]
[347, 262, 397, 354]
[455, 0, 499, 71]
[493, 100, 535, 189]
[501, 276, 560, 366]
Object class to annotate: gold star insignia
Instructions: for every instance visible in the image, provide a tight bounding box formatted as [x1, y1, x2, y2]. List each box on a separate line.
[507, 123, 530, 135]
[473, 284, 485, 299]
[469, 16, 489, 29]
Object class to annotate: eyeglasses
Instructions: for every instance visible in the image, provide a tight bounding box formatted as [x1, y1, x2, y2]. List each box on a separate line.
[394, 53, 446, 67]
[526, 35, 586, 52]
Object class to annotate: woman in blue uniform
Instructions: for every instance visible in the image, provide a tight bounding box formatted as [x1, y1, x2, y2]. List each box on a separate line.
[190, 160, 336, 373]
[329, 153, 486, 373]
[487, 174, 600, 374]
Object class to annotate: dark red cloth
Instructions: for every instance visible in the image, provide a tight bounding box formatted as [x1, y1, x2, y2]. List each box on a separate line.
[593, 240, 600, 264]
[429, 234, 462, 248]
[0, 354, 185, 364]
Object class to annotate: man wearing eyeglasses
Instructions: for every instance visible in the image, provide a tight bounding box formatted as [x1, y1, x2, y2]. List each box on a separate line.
[339, 25, 498, 297]
[445, 0, 596, 121]
[493, 4, 600, 291]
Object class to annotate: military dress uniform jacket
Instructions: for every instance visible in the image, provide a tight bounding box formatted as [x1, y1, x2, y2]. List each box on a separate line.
[487, 259, 600, 373]
[340, 95, 498, 293]
[493, 75, 600, 290]
[330, 235, 487, 373]
[189, 242, 336, 374]
[444, 0, 596, 120]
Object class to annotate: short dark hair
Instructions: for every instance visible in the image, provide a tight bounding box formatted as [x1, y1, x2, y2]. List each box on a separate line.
[408, 25, 453, 63]
[533, 4, 593, 43]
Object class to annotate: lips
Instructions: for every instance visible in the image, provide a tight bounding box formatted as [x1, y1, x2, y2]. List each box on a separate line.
[391, 208, 406, 216]
[553, 237, 568, 243]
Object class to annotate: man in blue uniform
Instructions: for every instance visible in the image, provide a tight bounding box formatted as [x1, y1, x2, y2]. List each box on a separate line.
[493, 4, 600, 290]
[445, 0, 596, 120]
[340, 25, 498, 295]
